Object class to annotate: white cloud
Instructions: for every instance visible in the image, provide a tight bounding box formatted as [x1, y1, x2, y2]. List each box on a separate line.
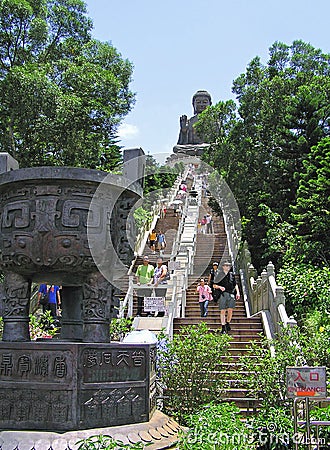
[118, 123, 139, 140]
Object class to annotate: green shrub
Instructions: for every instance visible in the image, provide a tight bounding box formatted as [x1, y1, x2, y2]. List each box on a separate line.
[238, 326, 303, 411]
[178, 402, 252, 450]
[76, 434, 144, 449]
[277, 263, 330, 317]
[247, 406, 294, 449]
[133, 206, 152, 231]
[157, 323, 231, 423]
[29, 311, 59, 339]
[310, 404, 330, 446]
[109, 317, 134, 341]
[301, 309, 330, 368]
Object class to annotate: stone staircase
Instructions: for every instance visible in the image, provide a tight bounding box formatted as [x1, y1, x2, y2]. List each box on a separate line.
[129, 207, 179, 317]
[173, 208, 263, 415]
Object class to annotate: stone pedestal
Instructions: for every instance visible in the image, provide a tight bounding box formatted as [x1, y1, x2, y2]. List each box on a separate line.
[0, 342, 157, 431]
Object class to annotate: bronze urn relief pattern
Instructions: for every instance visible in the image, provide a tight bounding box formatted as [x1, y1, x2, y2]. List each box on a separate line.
[0, 167, 142, 342]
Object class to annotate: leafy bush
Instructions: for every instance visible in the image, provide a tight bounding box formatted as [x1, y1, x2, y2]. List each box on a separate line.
[301, 309, 330, 368]
[310, 403, 330, 446]
[133, 206, 152, 232]
[109, 317, 134, 341]
[157, 323, 231, 423]
[178, 402, 251, 450]
[247, 406, 294, 449]
[29, 311, 59, 340]
[76, 434, 144, 449]
[0, 312, 57, 340]
[277, 263, 330, 317]
[239, 323, 330, 413]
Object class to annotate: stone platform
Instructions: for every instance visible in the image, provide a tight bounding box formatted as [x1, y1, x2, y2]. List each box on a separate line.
[0, 410, 184, 449]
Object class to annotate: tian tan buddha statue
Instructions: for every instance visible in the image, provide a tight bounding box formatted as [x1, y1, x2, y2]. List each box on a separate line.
[173, 89, 212, 156]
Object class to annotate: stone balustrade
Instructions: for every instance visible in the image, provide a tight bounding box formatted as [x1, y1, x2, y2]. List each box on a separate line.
[239, 243, 297, 335]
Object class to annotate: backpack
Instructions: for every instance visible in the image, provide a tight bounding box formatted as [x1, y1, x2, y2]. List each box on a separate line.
[163, 266, 170, 282]
[39, 288, 50, 305]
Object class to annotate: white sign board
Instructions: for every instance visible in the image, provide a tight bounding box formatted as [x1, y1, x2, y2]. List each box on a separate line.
[286, 366, 327, 398]
[144, 297, 165, 312]
[168, 261, 181, 271]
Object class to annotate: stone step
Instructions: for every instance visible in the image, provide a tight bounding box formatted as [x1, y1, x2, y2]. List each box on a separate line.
[173, 327, 263, 339]
[225, 347, 260, 356]
[174, 318, 263, 329]
[175, 309, 254, 317]
[180, 313, 259, 322]
[228, 340, 262, 348]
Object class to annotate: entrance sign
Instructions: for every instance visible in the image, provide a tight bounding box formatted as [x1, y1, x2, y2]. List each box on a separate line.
[144, 296, 165, 312]
[286, 366, 327, 398]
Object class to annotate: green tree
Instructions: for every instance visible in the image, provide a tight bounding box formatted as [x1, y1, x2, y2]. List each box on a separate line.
[200, 40, 330, 270]
[0, 0, 135, 170]
[144, 155, 180, 194]
[290, 137, 330, 265]
[277, 263, 330, 318]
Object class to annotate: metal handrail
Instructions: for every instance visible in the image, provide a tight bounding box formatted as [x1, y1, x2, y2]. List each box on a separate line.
[165, 275, 177, 339]
[180, 266, 189, 318]
[294, 397, 330, 450]
[120, 168, 196, 323]
[119, 275, 134, 318]
[119, 173, 188, 318]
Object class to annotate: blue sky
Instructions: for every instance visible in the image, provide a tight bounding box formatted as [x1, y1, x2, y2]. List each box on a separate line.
[85, 0, 330, 163]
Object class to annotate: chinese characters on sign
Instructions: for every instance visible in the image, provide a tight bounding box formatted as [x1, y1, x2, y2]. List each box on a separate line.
[286, 367, 327, 398]
[0, 351, 69, 381]
[82, 348, 147, 383]
[144, 296, 165, 312]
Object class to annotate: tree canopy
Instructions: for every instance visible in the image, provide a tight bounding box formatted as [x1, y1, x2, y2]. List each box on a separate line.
[0, 0, 135, 170]
[198, 40, 330, 270]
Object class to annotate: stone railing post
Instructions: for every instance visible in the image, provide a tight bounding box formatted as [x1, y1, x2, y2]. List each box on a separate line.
[256, 276, 262, 313]
[250, 277, 257, 314]
[275, 285, 286, 307]
[267, 261, 275, 277]
[261, 269, 268, 310]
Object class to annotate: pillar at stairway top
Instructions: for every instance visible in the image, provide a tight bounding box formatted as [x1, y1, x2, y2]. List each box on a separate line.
[0, 152, 19, 173]
[123, 147, 146, 188]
